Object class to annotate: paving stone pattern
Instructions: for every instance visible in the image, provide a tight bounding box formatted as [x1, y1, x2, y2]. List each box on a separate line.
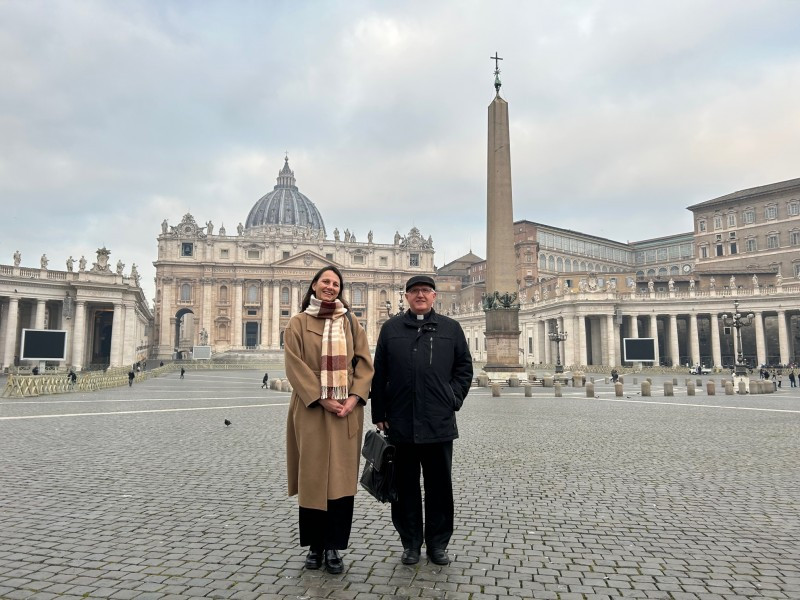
[0, 370, 798, 599]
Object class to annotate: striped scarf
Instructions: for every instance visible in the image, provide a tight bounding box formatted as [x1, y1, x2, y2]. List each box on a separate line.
[304, 296, 349, 401]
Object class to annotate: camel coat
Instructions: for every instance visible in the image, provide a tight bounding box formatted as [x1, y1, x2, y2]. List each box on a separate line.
[285, 311, 374, 510]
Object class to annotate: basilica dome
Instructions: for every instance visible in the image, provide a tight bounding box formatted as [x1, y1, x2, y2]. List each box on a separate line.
[244, 158, 326, 236]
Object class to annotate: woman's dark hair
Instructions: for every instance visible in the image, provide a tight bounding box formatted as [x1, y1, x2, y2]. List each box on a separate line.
[301, 265, 350, 311]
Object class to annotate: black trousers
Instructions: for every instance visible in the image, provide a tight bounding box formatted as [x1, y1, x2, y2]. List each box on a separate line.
[298, 496, 354, 550]
[391, 441, 453, 551]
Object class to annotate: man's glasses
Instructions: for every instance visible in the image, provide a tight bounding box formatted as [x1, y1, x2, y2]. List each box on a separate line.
[407, 287, 434, 296]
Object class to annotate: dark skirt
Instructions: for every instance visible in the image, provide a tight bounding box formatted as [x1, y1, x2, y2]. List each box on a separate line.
[298, 496, 354, 550]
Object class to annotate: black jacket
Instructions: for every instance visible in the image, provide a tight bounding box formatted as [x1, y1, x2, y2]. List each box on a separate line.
[371, 309, 473, 444]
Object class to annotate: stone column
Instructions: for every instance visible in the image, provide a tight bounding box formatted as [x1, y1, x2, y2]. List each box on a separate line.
[669, 314, 679, 367]
[2, 297, 19, 369]
[34, 299, 47, 329]
[0, 301, 7, 366]
[158, 277, 174, 357]
[710, 313, 722, 368]
[261, 280, 271, 347]
[649, 314, 660, 366]
[754, 312, 766, 367]
[122, 302, 136, 365]
[291, 280, 301, 316]
[543, 319, 551, 364]
[201, 277, 213, 344]
[271, 282, 281, 349]
[110, 303, 124, 367]
[367, 284, 377, 343]
[71, 301, 86, 370]
[562, 315, 575, 368]
[606, 313, 617, 366]
[577, 315, 588, 366]
[232, 280, 243, 348]
[777, 310, 790, 365]
[689, 313, 700, 366]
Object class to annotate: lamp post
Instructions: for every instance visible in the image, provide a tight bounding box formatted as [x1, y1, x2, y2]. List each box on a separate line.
[721, 300, 754, 376]
[548, 323, 568, 374]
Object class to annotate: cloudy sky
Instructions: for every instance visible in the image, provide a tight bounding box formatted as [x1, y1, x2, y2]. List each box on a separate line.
[3, 0, 800, 304]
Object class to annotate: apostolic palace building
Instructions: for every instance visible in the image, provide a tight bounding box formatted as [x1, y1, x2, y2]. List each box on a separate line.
[447, 177, 800, 370]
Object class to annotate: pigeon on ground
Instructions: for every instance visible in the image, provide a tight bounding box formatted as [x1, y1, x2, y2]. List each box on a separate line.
[224, 419, 232, 427]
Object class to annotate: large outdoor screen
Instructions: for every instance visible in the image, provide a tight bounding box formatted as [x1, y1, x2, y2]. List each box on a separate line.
[20, 329, 68, 360]
[623, 338, 656, 362]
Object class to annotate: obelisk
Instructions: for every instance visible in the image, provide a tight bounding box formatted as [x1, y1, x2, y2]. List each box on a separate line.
[484, 53, 523, 378]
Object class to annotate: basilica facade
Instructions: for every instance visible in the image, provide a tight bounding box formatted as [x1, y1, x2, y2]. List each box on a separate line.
[152, 158, 435, 359]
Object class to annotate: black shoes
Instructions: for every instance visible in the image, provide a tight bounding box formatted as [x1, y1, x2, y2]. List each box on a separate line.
[304, 548, 323, 570]
[324, 549, 344, 574]
[426, 548, 450, 565]
[401, 548, 420, 565]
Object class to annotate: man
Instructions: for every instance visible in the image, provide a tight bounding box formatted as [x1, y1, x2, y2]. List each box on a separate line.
[180, 367, 185, 379]
[371, 275, 473, 566]
[262, 372, 269, 389]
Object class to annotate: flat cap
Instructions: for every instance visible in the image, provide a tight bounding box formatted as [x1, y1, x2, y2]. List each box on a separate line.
[405, 275, 436, 291]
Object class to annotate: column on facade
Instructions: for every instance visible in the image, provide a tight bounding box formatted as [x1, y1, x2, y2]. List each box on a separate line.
[590, 318, 603, 366]
[2, 297, 19, 369]
[777, 310, 790, 365]
[531, 319, 540, 364]
[71, 300, 86, 370]
[629, 314, 639, 338]
[110, 303, 124, 367]
[291, 280, 301, 316]
[232, 280, 243, 347]
[649, 314, 660, 366]
[710, 313, 721, 368]
[668, 314, 679, 367]
[540, 319, 550, 364]
[753, 312, 766, 367]
[202, 278, 213, 344]
[562, 315, 575, 368]
[159, 277, 174, 355]
[270, 282, 281, 349]
[605, 313, 617, 366]
[122, 302, 136, 366]
[366, 284, 377, 343]
[34, 299, 47, 329]
[261, 280, 271, 347]
[0, 301, 6, 366]
[576, 315, 587, 366]
[689, 313, 700, 367]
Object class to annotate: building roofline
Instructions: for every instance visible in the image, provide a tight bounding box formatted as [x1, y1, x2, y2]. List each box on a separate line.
[686, 177, 800, 211]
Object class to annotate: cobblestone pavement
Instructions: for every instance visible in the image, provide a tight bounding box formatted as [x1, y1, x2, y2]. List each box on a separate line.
[1, 370, 798, 599]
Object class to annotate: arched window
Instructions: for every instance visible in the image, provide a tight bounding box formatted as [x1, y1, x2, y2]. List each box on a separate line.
[379, 289, 388, 304]
[556, 257, 563, 272]
[658, 267, 668, 277]
[670, 265, 679, 275]
[580, 261, 587, 271]
[539, 254, 546, 270]
[564, 259, 572, 272]
[281, 287, 290, 304]
[647, 268, 656, 276]
[353, 287, 364, 305]
[180, 283, 191, 302]
[548, 256, 555, 271]
[636, 270, 644, 278]
[219, 285, 228, 302]
[217, 323, 228, 341]
[247, 284, 259, 303]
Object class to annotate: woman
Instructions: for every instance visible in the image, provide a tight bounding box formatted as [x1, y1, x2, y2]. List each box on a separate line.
[285, 265, 374, 574]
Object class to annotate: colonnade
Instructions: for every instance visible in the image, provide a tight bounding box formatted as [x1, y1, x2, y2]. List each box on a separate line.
[459, 291, 800, 368]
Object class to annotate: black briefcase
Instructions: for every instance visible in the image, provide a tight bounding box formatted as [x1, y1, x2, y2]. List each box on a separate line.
[360, 429, 398, 503]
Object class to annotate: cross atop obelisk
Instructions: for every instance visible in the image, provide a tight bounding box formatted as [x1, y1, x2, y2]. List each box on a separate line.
[490, 52, 503, 95]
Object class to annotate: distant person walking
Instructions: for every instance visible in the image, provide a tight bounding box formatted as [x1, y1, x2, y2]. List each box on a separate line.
[262, 372, 269, 388]
[789, 370, 797, 388]
[68, 370, 77, 389]
[180, 367, 185, 379]
[128, 370, 135, 387]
